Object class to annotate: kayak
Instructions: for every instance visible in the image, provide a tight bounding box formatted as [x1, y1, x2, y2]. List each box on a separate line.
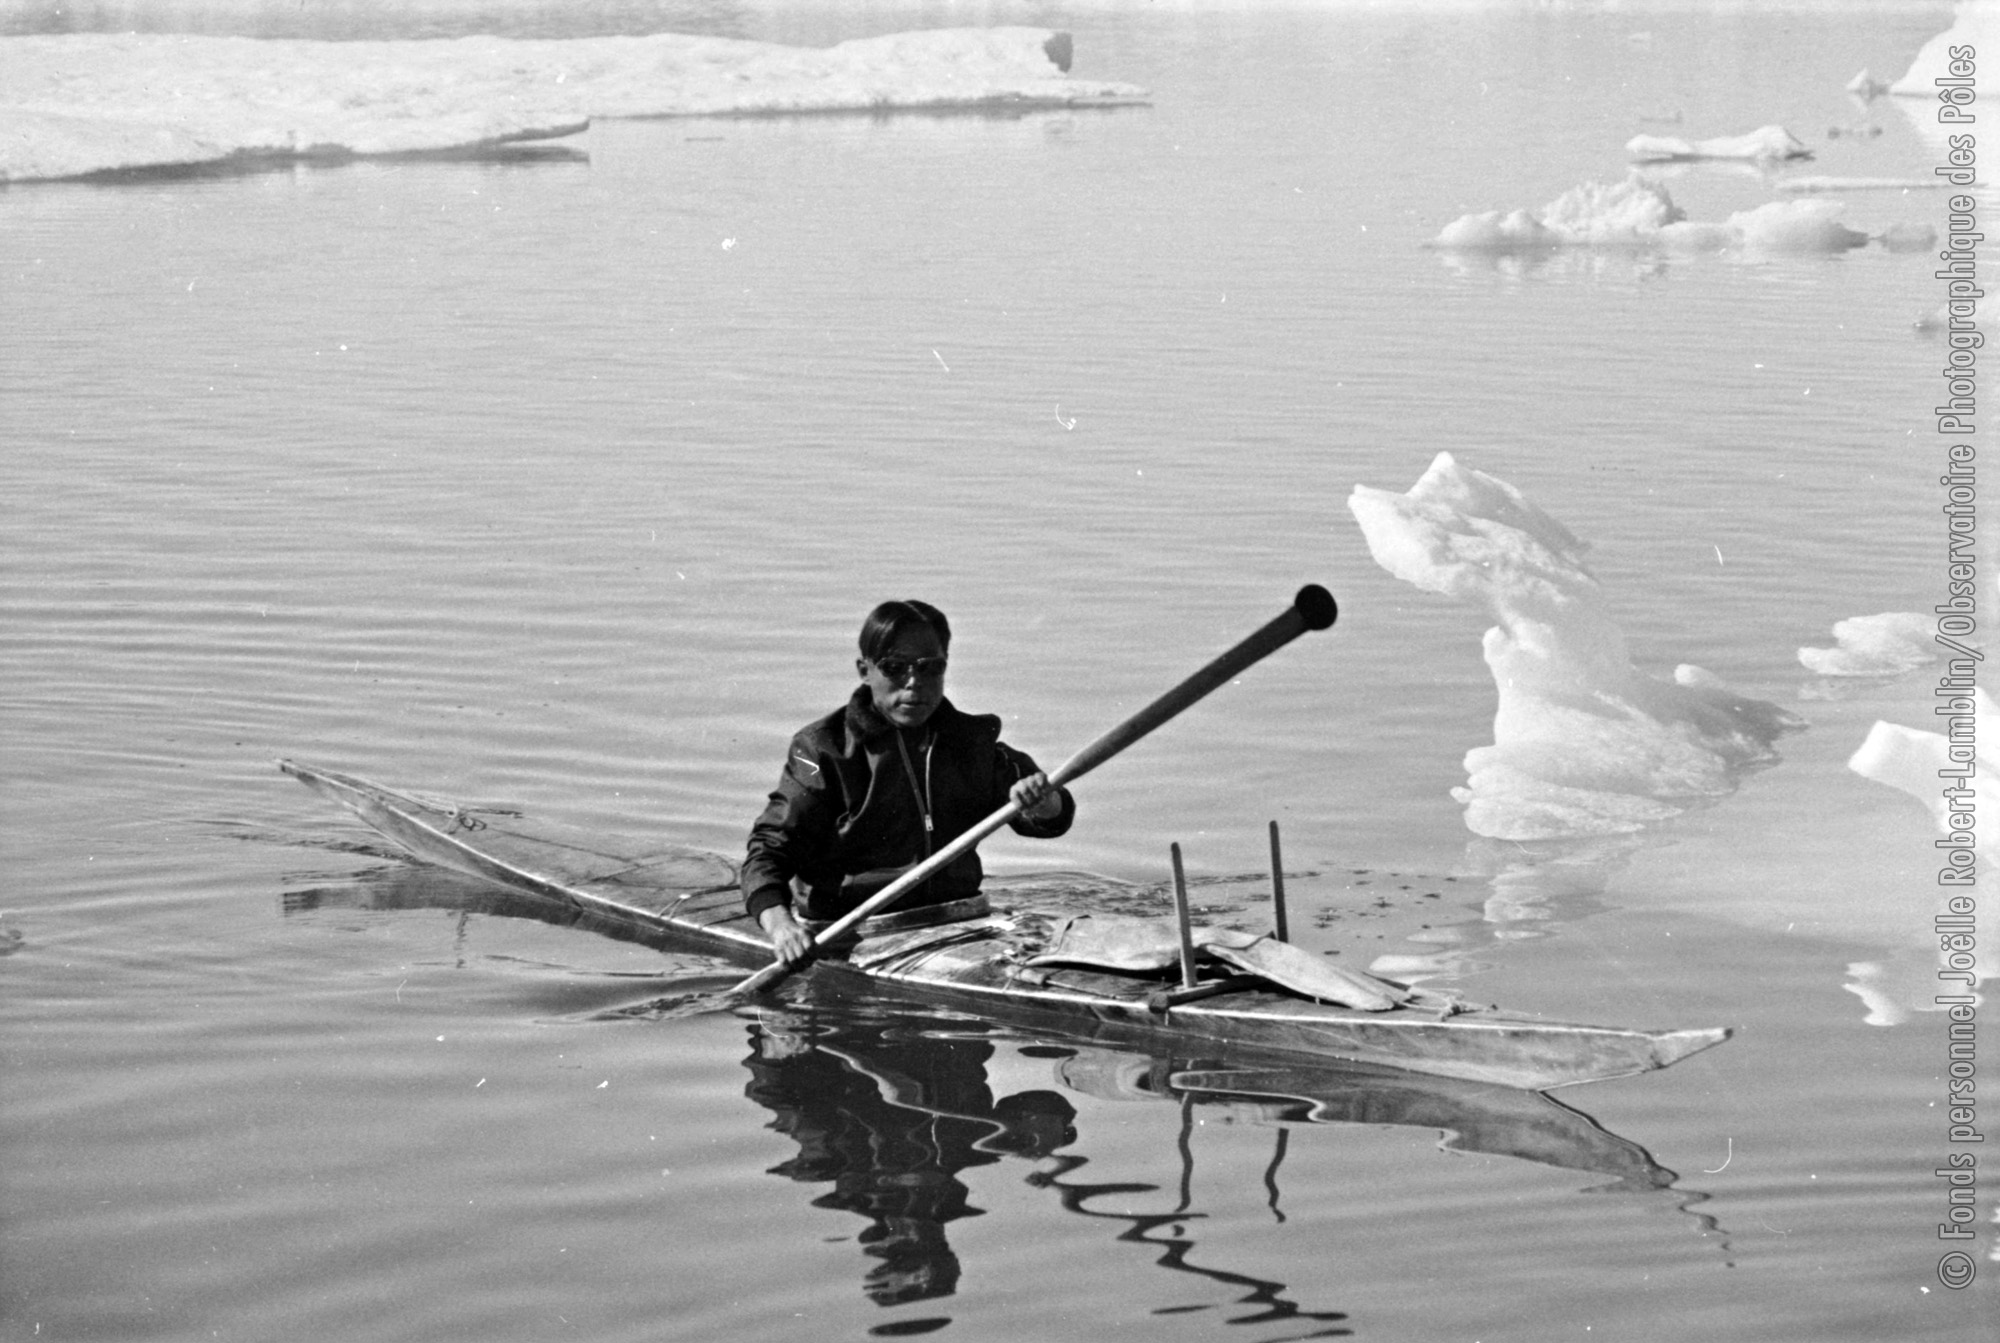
[282, 840, 1691, 1191]
[278, 759, 1730, 1091]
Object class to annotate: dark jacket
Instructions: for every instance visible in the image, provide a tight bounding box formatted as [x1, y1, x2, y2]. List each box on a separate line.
[743, 687, 1075, 923]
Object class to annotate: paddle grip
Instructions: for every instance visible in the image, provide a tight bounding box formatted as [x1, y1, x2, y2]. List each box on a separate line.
[1047, 584, 1336, 788]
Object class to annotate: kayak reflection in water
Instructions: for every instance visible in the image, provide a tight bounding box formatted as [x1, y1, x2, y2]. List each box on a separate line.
[738, 1010, 1365, 1328]
[743, 599, 1075, 966]
[742, 1014, 1078, 1306]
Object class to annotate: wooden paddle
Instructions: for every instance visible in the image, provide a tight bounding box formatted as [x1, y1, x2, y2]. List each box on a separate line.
[729, 584, 1339, 998]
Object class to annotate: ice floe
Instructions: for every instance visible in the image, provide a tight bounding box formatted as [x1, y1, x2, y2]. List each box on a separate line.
[0, 27, 1146, 183]
[1798, 613, 1937, 677]
[1625, 123, 1809, 163]
[1774, 176, 1948, 194]
[1891, 0, 1999, 97]
[1349, 453, 1803, 841]
[1430, 173, 1877, 258]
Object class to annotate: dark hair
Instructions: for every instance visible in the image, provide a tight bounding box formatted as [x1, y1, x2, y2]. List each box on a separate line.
[858, 600, 951, 663]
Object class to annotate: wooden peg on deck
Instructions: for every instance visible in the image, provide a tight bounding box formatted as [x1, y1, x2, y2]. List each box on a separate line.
[1268, 820, 1289, 943]
[1169, 841, 1198, 990]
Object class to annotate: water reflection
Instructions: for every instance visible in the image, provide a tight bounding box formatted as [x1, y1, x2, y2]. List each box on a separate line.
[1032, 1145, 1352, 1339]
[742, 1006, 1357, 1334]
[274, 843, 1736, 1313]
[744, 1013, 1065, 1308]
[281, 856, 730, 969]
[739, 1000, 1694, 1332]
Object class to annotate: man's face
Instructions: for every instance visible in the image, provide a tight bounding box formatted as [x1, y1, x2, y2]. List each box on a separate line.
[859, 625, 948, 730]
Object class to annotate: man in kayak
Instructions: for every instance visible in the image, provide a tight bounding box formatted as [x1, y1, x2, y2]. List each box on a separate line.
[744, 599, 1074, 965]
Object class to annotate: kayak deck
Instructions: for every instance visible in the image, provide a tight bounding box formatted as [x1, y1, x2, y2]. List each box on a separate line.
[278, 759, 1730, 1091]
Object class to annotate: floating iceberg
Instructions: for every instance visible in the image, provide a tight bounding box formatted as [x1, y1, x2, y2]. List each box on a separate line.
[1349, 453, 1803, 841]
[1625, 123, 1810, 163]
[1798, 612, 1936, 677]
[1430, 174, 1873, 257]
[0, 28, 1146, 183]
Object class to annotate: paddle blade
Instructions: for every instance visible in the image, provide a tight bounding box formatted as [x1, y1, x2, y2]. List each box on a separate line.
[593, 973, 771, 1021]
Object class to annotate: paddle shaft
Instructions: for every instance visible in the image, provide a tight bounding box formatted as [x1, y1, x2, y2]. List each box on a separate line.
[730, 584, 1337, 997]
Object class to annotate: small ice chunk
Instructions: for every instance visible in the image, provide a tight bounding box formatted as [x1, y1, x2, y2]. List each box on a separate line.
[1431, 173, 1678, 250]
[1727, 199, 1869, 254]
[1848, 688, 1998, 830]
[1845, 70, 1891, 102]
[1798, 612, 1935, 676]
[1625, 124, 1810, 162]
[1877, 222, 1940, 252]
[1845, 690, 1997, 998]
[1431, 208, 1563, 252]
[1536, 175, 1684, 243]
[1842, 961, 1909, 1027]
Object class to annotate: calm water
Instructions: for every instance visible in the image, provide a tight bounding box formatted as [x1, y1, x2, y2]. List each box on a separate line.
[3, 2, 1991, 1339]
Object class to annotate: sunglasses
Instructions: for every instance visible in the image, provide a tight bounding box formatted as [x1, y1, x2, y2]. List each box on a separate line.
[872, 656, 949, 683]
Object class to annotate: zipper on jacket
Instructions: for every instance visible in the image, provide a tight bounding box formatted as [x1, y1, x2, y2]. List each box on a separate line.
[893, 730, 935, 853]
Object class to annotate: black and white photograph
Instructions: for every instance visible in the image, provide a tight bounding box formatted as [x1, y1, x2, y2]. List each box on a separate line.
[2, 1, 1992, 1339]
